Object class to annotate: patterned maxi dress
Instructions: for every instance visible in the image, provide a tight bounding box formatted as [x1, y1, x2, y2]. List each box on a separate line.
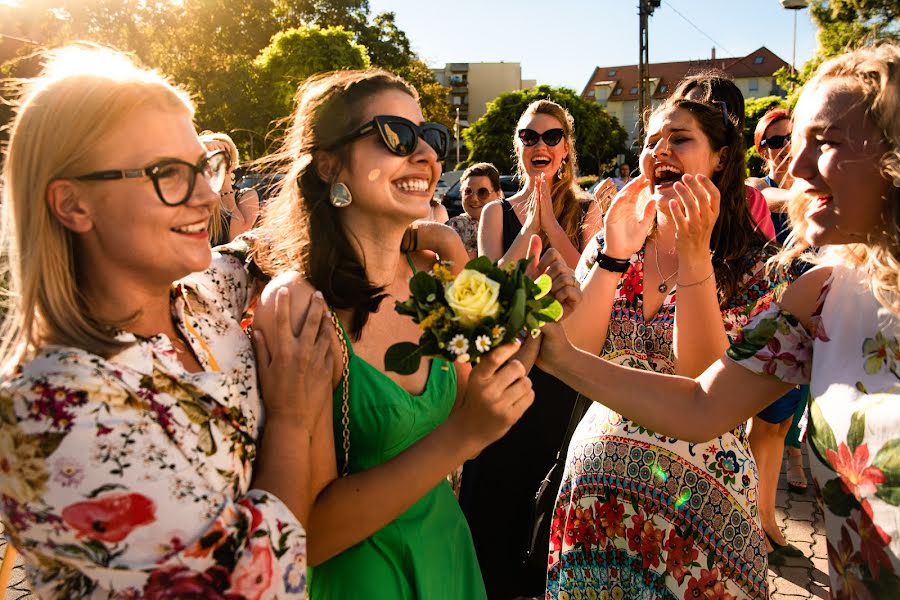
[0, 254, 308, 598]
[546, 239, 785, 600]
[727, 264, 900, 598]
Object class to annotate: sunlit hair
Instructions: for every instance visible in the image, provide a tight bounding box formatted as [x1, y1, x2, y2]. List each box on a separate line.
[462, 162, 501, 192]
[199, 131, 240, 243]
[0, 43, 194, 375]
[253, 69, 418, 339]
[673, 70, 747, 130]
[648, 97, 770, 306]
[514, 100, 586, 250]
[776, 43, 900, 318]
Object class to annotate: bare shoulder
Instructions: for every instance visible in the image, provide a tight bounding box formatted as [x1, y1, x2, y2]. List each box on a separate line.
[779, 264, 834, 327]
[481, 199, 503, 222]
[255, 271, 317, 330]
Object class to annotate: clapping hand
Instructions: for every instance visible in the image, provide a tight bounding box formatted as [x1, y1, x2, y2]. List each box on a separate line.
[601, 175, 654, 259]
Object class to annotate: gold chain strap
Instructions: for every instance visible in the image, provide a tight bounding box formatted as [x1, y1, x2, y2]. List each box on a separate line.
[329, 310, 352, 477]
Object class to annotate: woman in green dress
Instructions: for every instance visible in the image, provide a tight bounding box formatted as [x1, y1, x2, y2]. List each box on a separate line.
[249, 69, 576, 598]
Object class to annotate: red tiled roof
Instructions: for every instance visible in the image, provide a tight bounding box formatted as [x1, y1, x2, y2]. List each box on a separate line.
[581, 46, 789, 102]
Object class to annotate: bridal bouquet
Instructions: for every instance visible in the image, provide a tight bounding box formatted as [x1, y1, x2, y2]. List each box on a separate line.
[384, 257, 563, 375]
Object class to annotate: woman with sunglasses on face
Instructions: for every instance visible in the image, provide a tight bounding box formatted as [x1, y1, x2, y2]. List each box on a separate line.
[447, 162, 503, 259]
[546, 93, 787, 599]
[479, 99, 602, 269]
[748, 109, 796, 241]
[536, 43, 900, 600]
[246, 69, 576, 599]
[0, 45, 328, 598]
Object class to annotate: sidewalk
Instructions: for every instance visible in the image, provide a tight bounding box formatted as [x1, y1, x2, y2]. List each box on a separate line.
[2, 445, 830, 599]
[769, 444, 830, 599]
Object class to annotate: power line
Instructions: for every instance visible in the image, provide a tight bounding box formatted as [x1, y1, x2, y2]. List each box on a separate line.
[662, 0, 735, 57]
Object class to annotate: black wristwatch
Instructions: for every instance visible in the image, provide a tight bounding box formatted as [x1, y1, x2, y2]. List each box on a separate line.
[589, 248, 631, 273]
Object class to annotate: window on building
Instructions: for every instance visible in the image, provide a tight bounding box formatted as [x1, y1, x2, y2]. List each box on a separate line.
[587, 90, 595, 96]
[629, 86, 638, 94]
[607, 69, 616, 76]
[658, 84, 668, 93]
[753, 56, 764, 64]
[749, 79, 759, 92]
[452, 95, 462, 105]
[614, 88, 622, 96]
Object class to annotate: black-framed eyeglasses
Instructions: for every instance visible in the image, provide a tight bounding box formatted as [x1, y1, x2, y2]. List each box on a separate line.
[463, 186, 494, 201]
[73, 150, 228, 206]
[327, 115, 450, 159]
[517, 128, 565, 147]
[760, 134, 791, 150]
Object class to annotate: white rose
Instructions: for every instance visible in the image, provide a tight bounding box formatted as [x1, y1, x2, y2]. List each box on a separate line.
[444, 269, 501, 326]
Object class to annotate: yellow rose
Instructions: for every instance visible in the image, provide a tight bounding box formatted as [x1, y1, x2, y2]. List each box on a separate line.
[444, 269, 501, 326]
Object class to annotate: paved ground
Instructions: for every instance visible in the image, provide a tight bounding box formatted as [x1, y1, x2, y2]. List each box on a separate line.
[3, 446, 829, 599]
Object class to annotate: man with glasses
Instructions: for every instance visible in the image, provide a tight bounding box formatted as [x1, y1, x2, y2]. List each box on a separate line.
[446, 162, 502, 258]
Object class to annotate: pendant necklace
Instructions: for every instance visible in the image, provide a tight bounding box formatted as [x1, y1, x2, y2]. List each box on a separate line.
[652, 241, 678, 293]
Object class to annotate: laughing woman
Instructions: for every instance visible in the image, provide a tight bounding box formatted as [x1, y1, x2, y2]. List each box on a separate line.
[537, 43, 900, 600]
[0, 45, 328, 598]
[546, 93, 788, 599]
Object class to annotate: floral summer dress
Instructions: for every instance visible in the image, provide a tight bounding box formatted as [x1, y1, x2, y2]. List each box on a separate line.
[547, 239, 786, 600]
[727, 264, 900, 598]
[0, 254, 307, 598]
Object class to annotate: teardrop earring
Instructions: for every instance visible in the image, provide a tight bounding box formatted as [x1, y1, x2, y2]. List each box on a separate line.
[557, 158, 566, 180]
[330, 182, 352, 208]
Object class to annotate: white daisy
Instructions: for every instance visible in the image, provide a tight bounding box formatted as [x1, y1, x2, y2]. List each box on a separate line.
[448, 334, 469, 356]
[475, 335, 492, 353]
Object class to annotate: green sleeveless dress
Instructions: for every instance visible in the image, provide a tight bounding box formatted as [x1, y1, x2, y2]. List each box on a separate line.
[308, 306, 487, 598]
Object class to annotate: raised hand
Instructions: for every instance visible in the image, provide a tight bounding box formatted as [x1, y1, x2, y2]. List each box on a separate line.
[601, 175, 654, 259]
[537, 172, 557, 233]
[669, 173, 720, 260]
[253, 287, 334, 430]
[522, 173, 545, 234]
[525, 234, 581, 319]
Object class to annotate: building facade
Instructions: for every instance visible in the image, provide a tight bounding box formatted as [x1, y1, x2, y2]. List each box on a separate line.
[581, 46, 789, 146]
[433, 62, 535, 125]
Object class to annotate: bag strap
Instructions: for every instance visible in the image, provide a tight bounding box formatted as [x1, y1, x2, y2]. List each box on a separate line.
[555, 393, 591, 462]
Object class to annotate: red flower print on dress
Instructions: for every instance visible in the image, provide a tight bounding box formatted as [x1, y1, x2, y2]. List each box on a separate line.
[143, 565, 237, 600]
[228, 539, 274, 600]
[826, 442, 886, 502]
[549, 504, 566, 551]
[62, 492, 156, 543]
[596, 494, 625, 541]
[663, 529, 698, 585]
[620, 263, 644, 304]
[563, 504, 599, 552]
[848, 501, 892, 579]
[238, 498, 263, 531]
[827, 525, 875, 600]
[626, 511, 664, 569]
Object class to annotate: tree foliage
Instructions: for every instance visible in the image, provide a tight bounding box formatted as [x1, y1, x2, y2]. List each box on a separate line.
[462, 85, 627, 176]
[775, 0, 899, 104]
[0, 0, 448, 158]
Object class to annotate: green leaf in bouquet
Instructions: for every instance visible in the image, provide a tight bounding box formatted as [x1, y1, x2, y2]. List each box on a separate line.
[465, 256, 496, 275]
[409, 271, 439, 302]
[508, 288, 526, 334]
[394, 299, 419, 318]
[537, 299, 564, 322]
[533, 274, 552, 299]
[384, 342, 424, 375]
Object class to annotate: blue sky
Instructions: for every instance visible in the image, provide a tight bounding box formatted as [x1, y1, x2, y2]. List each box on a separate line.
[369, 0, 819, 91]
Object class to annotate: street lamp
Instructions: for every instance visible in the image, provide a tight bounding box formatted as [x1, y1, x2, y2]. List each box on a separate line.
[780, 0, 808, 78]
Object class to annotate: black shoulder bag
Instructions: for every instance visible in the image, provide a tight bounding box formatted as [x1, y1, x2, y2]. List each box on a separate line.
[524, 393, 592, 569]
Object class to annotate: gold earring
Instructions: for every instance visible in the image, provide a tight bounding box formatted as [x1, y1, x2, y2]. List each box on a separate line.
[330, 182, 352, 207]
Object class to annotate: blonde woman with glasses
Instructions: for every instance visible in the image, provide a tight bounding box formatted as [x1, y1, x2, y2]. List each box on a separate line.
[0, 44, 329, 597]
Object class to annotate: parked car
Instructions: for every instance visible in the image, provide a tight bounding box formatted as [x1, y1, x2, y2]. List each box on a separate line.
[443, 175, 521, 218]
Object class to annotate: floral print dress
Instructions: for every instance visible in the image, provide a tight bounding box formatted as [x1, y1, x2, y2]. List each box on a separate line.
[727, 264, 900, 598]
[547, 239, 786, 600]
[0, 254, 307, 599]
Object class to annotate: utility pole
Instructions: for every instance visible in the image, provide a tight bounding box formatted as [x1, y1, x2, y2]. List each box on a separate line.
[637, 0, 661, 142]
[455, 107, 461, 166]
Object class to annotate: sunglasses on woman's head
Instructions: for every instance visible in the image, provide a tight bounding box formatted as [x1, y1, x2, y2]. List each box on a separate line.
[517, 128, 565, 147]
[760, 134, 791, 150]
[328, 115, 450, 159]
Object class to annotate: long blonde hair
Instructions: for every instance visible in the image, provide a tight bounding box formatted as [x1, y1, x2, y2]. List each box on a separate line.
[0, 43, 195, 374]
[514, 100, 586, 250]
[776, 43, 900, 317]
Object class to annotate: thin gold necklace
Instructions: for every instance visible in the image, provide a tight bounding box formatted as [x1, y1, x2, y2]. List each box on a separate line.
[652, 241, 678, 293]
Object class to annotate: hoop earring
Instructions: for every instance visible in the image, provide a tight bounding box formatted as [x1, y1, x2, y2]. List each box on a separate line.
[330, 182, 352, 207]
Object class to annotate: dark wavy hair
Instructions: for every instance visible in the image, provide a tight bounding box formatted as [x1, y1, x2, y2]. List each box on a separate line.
[651, 97, 770, 306]
[254, 69, 418, 339]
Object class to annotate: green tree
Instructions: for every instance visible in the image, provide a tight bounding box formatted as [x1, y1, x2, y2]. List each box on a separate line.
[462, 85, 627, 176]
[775, 0, 899, 102]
